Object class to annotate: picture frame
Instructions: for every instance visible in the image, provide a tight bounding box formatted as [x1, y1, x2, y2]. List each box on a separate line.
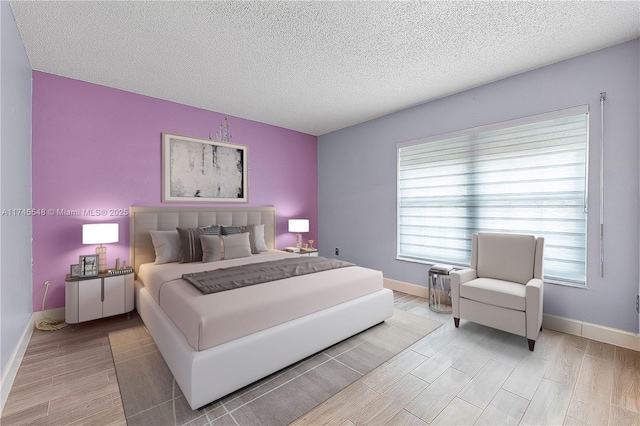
[70, 263, 80, 278]
[79, 254, 99, 277]
[162, 133, 248, 203]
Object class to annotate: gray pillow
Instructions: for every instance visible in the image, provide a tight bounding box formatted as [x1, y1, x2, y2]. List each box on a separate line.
[176, 227, 205, 263]
[221, 233, 252, 260]
[220, 226, 242, 235]
[149, 230, 180, 264]
[200, 235, 222, 263]
[200, 225, 221, 235]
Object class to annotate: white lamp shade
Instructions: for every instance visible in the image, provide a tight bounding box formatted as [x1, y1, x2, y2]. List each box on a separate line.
[288, 219, 309, 233]
[82, 223, 119, 244]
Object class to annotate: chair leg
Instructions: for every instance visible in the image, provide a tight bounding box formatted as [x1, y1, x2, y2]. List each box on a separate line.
[528, 339, 535, 351]
[454, 317, 460, 328]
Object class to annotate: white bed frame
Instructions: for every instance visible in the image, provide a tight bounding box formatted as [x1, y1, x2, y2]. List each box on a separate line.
[129, 206, 394, 410]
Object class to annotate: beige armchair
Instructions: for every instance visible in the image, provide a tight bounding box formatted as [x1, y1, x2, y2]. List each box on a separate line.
[450, 233, 545, 351]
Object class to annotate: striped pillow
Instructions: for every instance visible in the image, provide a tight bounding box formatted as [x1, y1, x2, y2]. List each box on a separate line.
[200, 225, 221, 235]
[176, 227, 205, 263]
[220, 226, 242, 235]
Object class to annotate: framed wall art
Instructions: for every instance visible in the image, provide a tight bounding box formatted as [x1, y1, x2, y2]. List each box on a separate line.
[162, 133, 248, 203]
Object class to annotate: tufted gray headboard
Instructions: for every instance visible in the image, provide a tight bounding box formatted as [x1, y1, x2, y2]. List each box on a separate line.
[129, 206, 276, 274]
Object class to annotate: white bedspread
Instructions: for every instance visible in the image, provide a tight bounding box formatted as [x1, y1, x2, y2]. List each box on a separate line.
[137, 251, 384, 351]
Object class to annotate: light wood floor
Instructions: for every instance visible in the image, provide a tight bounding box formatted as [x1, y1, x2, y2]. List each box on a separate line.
[2, 292, 639, 425]
[297, 293, 640, 425]
[1, 312, 142, 425]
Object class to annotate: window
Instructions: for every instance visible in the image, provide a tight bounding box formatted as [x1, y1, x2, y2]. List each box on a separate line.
[397, 106, 589, 286]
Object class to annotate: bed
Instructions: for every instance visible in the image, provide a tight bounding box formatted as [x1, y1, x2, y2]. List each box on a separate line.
[129, 206, 394, 410]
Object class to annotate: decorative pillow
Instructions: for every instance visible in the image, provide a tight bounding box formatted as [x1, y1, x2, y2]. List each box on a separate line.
[200, 225, 221, 235]
[149, 230, 180, 264]
[200, 235, 222, 263]
[220, 226, 242, 235]
[221, 233, 252, 260]
[253, 224, 269, 252]
[176, 227, 205, 263]
[238, 225, 258, 254]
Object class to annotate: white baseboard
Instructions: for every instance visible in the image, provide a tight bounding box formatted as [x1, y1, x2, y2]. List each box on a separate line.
[1, 307, 66, 416]
[542, 313, 639, 351]
[1, 314, 35, 416]
[385, 277, 640, 352]
[383, 278, 429, 298]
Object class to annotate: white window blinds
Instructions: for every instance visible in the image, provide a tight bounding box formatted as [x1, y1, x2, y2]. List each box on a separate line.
[397, 106, 589, 286]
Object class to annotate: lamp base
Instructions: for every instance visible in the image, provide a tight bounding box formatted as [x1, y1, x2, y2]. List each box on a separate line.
[296, 233, 302, 249]
[96, 245, 107, 273]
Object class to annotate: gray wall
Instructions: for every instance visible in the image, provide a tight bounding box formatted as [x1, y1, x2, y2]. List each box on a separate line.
[318, 39, 640, 333]
[1, 1, 33, 376]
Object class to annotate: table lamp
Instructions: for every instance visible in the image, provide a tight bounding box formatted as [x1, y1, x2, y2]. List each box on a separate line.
[83, 223, 119, 273]
[288, 219, 309, 249]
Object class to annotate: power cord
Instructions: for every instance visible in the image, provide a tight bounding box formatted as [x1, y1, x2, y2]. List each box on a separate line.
[35, 280, 68, 331]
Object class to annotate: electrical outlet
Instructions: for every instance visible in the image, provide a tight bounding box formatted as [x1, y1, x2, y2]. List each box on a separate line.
[335, 248, 339, 256]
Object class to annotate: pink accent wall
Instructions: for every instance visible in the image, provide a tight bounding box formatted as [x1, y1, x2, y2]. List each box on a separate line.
[32, 72, 318, 311]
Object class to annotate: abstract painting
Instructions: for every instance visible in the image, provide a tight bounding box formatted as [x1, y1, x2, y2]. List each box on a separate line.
[162, 133, 247, 202]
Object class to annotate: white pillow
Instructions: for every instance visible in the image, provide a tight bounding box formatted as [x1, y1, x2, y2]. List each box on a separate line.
[253, 224, 269, 252]
[149, 230, 180, 264]
[200, 235, 222, 263]
[222, 233, 252, 260]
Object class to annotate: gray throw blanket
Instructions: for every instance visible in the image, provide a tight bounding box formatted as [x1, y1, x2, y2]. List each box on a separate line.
[182, 256, 355, 294]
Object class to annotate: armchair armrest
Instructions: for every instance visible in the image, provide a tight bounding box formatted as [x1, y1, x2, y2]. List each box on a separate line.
[450, 268, 477, 318]
[451, 268, 477, 285]
[525, 278, 544, 340]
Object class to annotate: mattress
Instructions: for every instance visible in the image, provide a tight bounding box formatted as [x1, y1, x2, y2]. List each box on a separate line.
[137, 250, 384, 351]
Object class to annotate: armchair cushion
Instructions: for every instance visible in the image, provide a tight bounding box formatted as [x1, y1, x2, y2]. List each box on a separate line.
[476, 233, 536, 285]
[460, 278, 526, 311]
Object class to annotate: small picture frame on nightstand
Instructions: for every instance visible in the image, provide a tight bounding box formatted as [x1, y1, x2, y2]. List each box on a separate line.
[70, 263, 80, 278]
[79, 254, 99, 277]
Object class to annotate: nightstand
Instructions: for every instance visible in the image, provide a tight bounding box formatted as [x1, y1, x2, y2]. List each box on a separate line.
[65, 270, 134, 326]
[283, 249, 319, 257]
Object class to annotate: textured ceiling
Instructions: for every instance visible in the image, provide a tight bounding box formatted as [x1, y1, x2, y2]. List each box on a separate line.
[9, 1, 640, 136]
